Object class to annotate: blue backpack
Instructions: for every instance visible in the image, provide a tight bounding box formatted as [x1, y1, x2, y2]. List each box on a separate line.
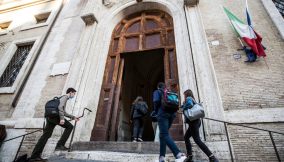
[160, 89, 179, 113]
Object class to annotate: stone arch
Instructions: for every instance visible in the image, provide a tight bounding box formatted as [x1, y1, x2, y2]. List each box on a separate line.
[90, 9, 185, 141]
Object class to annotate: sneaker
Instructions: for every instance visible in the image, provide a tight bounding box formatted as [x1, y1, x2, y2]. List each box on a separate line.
[137, 138, 143, 142]
[55, 145, 69, 151]
[209, 156, 219, 162]
[184, 155, 193, 162]
[29, 157, 47, 162]
[175, 154, 187, 162]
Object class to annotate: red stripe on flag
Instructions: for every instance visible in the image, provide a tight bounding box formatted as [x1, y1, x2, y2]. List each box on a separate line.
[242, 30, 266, 57]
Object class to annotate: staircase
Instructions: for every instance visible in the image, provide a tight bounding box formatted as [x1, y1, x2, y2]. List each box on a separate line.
[47, 141, 231, 162]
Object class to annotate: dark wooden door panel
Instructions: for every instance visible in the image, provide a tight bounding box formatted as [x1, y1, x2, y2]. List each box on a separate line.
[91, 10, 184, 141]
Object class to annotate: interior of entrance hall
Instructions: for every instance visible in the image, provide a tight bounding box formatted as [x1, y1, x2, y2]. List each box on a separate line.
[117, 49, 164, 141]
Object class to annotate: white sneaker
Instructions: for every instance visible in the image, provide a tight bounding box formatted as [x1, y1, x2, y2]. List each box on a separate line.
[175, 155, 186, 162]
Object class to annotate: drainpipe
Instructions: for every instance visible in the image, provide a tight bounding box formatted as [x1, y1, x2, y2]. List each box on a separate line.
[12, 0, 66, 107]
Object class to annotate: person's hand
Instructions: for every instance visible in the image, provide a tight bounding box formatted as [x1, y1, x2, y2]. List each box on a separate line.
[74, 117, 80, 122]
[60, 119, 65, 125]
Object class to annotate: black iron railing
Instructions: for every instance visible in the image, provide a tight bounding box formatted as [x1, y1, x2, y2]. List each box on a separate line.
[203, 117, 284, 162]
[0, 108, 92, 161]
[1, 114, 283, 162]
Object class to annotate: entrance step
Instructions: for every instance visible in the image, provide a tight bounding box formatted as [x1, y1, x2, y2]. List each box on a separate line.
[66, 141, 231, 161]
[52, 151, 209, 162]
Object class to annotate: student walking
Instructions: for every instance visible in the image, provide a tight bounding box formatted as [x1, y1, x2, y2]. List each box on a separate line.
[130, 96, 148, 142]
[182, 89, 219, 162]
[30, 88, 79, 162]
[153, 82, 186, 162]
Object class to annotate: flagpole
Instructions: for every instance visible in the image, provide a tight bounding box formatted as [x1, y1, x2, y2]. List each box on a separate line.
[263, 57, 269, 69]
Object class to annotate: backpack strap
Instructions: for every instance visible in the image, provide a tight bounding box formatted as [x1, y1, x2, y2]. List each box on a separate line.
[190, 97, 197, 104]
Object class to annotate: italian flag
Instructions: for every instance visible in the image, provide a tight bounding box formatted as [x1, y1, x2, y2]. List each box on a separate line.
[223, 7, 266, 57]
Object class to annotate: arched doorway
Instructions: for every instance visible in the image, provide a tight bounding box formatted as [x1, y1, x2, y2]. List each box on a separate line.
[90, 10, 183, 141]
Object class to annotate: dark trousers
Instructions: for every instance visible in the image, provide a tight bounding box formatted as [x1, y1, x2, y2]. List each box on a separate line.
[31, 117, 73, 158]
[184, 119, 212, 157]
[158, 112, 180, 158]
[132, 118, 144, 139]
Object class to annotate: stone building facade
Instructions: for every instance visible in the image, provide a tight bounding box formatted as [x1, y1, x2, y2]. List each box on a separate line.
[0, 0, 283, 161]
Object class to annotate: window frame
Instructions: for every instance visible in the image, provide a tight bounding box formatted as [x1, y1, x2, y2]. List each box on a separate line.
[20, 9, 55, 31]
[0, 37, 41, 93]
[0, 21, 12, 36]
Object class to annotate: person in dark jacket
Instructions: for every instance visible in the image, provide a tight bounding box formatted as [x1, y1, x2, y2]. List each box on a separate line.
[182, 89, 219, 162]
[30, 88, 79, 162]
[153, 82, 186, 162]
[130, 96, 148, 142]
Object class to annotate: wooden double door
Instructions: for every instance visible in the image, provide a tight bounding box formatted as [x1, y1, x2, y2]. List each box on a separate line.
[90, 10, 184, 141]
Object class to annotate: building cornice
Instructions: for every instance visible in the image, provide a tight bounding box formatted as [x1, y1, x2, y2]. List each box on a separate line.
[0, 0, 55, 14]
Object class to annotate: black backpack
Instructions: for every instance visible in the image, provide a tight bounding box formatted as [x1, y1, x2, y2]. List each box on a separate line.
[44, 96, 62, 117]
[136, 102, 148, 116]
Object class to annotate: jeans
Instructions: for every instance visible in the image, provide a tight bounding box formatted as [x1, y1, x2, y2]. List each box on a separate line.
[184, 119, 212, 157]
[31, 117, 73, 158]
[132, 118, 144, 139]
[158, 111, 180, 158]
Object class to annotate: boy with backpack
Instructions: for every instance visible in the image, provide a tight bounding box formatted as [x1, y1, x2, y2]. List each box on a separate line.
[29, 88, 79, 162]
[153, 82, 186, 162]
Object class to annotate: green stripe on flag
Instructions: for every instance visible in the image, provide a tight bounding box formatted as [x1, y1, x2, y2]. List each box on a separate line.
[223, 6, 244, 37]
[223, 7, 244, 24]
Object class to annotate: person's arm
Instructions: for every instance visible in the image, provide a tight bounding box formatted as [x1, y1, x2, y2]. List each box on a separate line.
[58, 96, 75, 120]
[153, 90, 161, 113]
[130, 104, 135, 120]
[184, 97, 194, 109]
[58, 95, 68, 120]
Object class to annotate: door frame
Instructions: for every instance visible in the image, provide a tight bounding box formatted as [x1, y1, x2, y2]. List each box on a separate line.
[90, 10, 184, 141]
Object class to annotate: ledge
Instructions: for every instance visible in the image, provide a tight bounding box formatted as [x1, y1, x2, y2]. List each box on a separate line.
[225, 108, 284, 123]
[261, 0, 284, 39]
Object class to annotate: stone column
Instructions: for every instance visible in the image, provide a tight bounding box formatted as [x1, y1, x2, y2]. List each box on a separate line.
[184, 4, 226, 141]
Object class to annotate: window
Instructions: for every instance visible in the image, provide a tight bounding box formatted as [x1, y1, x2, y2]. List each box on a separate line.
[0, 43, 34, 87]
[35, 12, 51, 24]
[0, 21, 11, 31]
[273, 0, 284, 17]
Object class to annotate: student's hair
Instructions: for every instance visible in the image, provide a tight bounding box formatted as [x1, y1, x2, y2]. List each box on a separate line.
[184, 89, 195, 100]
[66, 87, 77, 94]
[157, 82, 165, 89]
[133, 96, 143, 104]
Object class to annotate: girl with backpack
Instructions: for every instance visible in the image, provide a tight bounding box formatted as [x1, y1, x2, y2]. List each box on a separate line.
[130, 96, 148, 142]
[182, 89, 219, 162]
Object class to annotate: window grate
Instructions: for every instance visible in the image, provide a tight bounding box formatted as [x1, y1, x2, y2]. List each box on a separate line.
[273, 0, 284, 17]
[0, 43, 34, 87]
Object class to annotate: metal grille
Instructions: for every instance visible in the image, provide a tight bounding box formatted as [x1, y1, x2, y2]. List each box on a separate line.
[0, 43, 34, 87]
[273, 0, 284, 17]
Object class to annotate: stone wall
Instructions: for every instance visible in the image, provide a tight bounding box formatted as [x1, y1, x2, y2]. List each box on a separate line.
[199, 0, 284, 111]
[228, 123, 284, 161]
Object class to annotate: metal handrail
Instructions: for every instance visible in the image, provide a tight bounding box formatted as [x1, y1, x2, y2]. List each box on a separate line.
[0, 108, 92, 161]
[203, 117, 283, 162]
[204, 117, 284, 135]
[1, 114, 282, 162]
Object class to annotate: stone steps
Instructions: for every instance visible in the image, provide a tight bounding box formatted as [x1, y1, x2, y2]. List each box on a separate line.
[52, 151, 209, 162]
[47, 141, 231, 162]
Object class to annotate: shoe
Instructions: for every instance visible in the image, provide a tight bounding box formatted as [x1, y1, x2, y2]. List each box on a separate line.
[29, 157, 47, 162]
[184, 155, 193, 162]
[137, 138, 143, 142]
[55, 145, 69, 151]
[209, 156, 219, 162]
[175, 154, 186, 162]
